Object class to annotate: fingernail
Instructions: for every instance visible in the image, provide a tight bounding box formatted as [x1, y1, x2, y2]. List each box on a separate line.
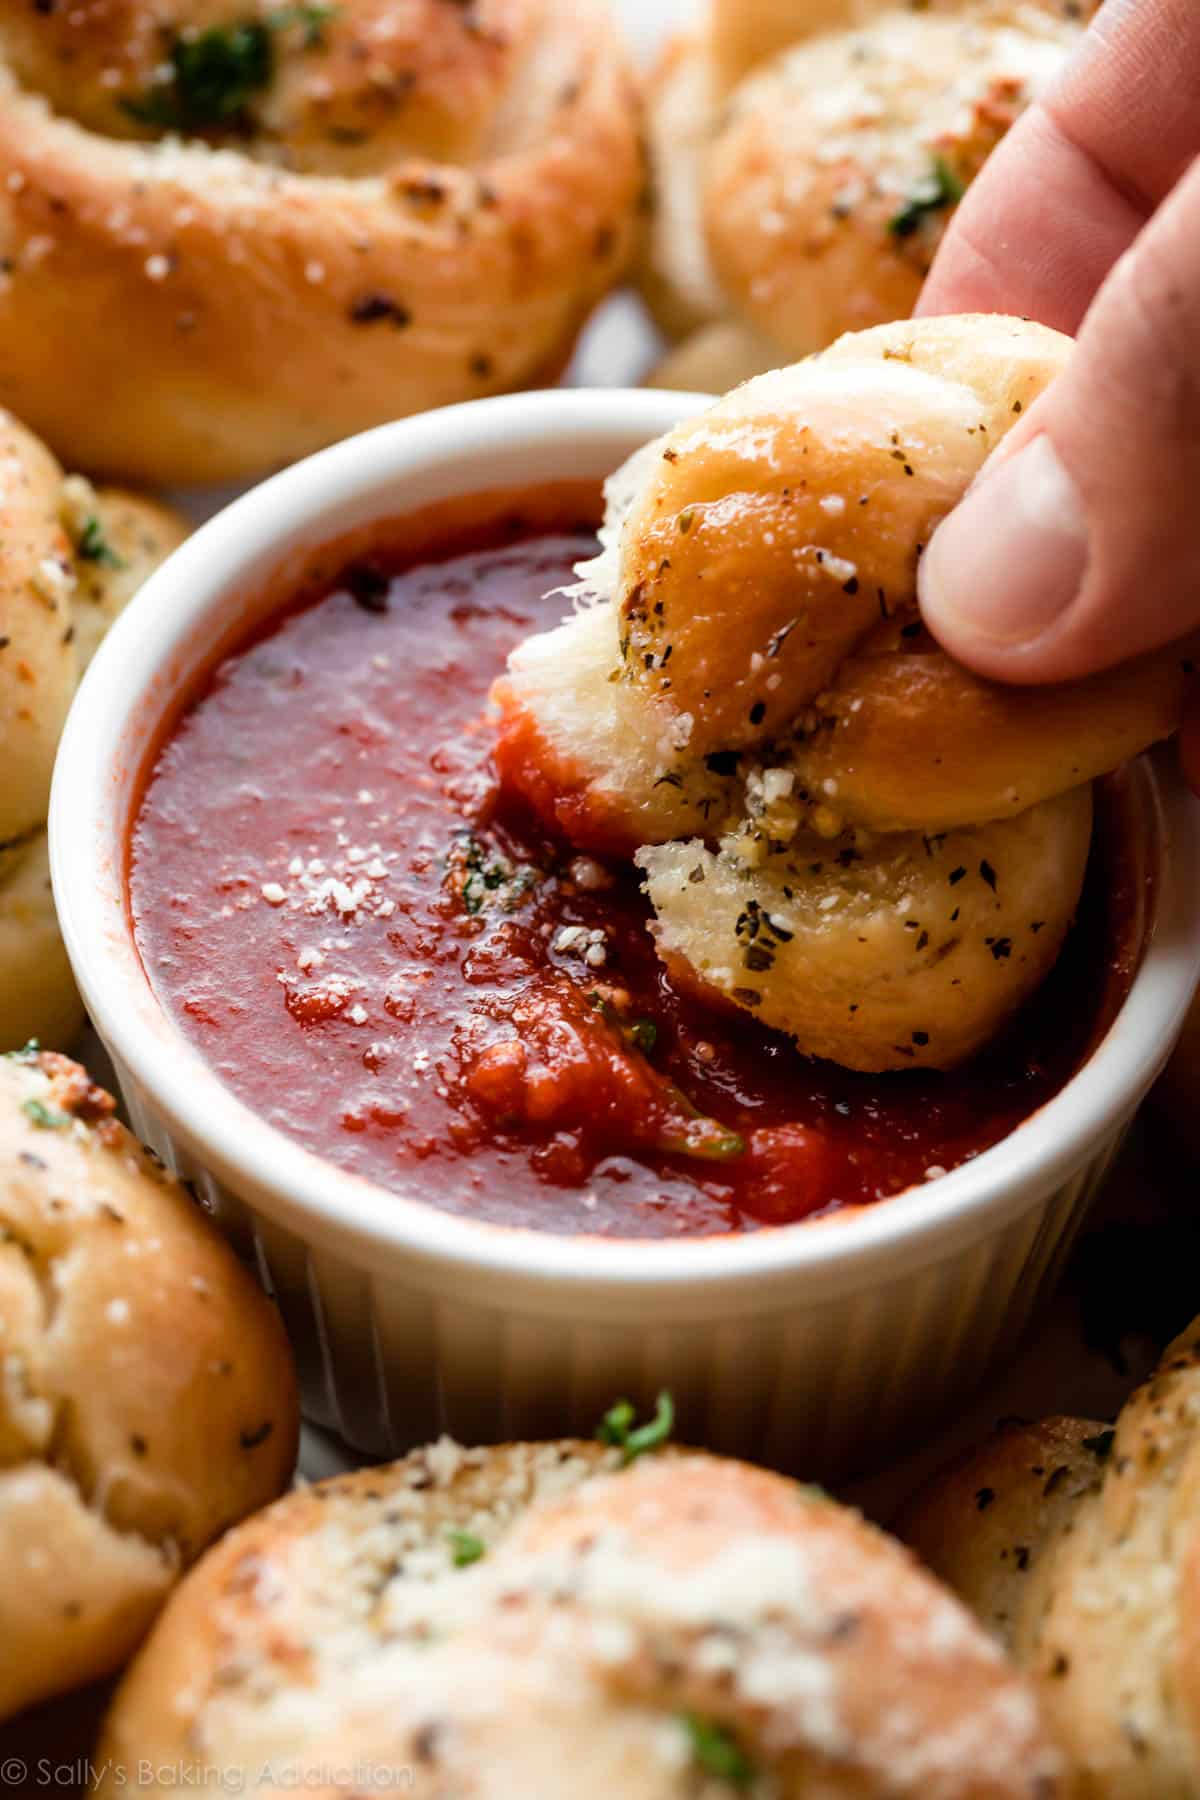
[919, 435, 1089, 648]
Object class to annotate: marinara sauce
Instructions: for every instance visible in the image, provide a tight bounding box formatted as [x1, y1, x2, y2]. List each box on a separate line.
[129, 489, 1138, 1238]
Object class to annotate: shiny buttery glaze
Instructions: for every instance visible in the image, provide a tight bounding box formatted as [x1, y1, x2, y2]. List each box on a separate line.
[129, 491, 1136, 1238]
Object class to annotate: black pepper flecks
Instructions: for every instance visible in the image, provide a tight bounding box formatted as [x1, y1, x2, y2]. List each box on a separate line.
[346, 562, 390, 612]
[349, 293, 413, 328]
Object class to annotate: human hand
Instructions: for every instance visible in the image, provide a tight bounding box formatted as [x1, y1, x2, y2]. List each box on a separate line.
[914, 0, 1200, 788]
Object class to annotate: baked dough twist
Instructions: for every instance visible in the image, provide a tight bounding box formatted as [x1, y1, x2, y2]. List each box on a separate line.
[0, 1047, 298, 1721]
[642, 0, 1096, 392]
[0, 0, 640, 484]
[99, 1437, 1066, 1798]
[494, 316, 1191, 1071]
[0, 411, 187, 1049]
[638, 789, 1093, 1074]
[898, 1318, 1200, 1797]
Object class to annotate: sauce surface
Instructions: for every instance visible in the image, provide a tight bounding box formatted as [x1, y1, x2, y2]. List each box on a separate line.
[130, 504, 1134, 1238]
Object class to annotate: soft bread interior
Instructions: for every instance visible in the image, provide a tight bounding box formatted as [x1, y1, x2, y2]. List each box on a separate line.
[496, 601, 729, 854]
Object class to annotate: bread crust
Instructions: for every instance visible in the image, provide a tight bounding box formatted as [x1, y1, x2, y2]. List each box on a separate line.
[896, 1416, 1107, 1648]
[638, 33, 728, 345]
[0, 0, 640, 484]
[647, 317, 781, 395]
[97, 1439, 618, 1789]
[0, 415, 78, 847]
[0, 423, 186, 1047]
[785, 616, 1195, 835]
[494, 317, 1184, 1067]
[0, 833, 87, 1052]
[0, 422, 188, 848]
[707, 0, 916, 92]
[99, 1441, 1066, 1798]
[707, 3, 1084, 360]
[500, 317, 1124, 853]
[0, 1048, 298, 1720]
[60, 478, 190, 674]
[898, 1322, 1200, 1794]
[640, 0, 1096, 362]
[638, 785, 1092, 1072]
[501, 321, 1189, 840]
[617, 316, 1071, 758]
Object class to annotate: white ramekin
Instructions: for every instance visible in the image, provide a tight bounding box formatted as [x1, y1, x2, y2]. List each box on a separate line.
[50, 390, 1200, 1478]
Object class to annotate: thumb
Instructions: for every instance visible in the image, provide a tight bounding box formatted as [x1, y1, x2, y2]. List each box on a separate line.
[918, 152, 1200, 686]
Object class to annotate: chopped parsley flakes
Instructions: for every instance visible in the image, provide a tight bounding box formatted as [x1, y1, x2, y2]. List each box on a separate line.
[587, 992, 658, 1057]
[658, 1084, 745, 1163]
[446, 834, 538, 916]
[76, 515, 125, 570]
[889, 156, 965, 238]
[446, 1528, 486, 1568]
[585, 996, 742, 1164]
[122, 23, 275, 131]
[597, 1390, 674, 1463]
[681, 1714, 757, 1789]
[22, 1097, 70, 1130]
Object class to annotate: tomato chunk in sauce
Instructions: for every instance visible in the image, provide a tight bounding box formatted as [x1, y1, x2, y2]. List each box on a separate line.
[129, 494, 1135, 1238]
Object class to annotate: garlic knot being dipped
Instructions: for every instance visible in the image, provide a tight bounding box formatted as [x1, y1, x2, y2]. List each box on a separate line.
[493, 315, 1193, 1072]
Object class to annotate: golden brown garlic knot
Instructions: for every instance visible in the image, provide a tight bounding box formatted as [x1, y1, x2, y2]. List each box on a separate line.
[0, 0, 640, 481]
